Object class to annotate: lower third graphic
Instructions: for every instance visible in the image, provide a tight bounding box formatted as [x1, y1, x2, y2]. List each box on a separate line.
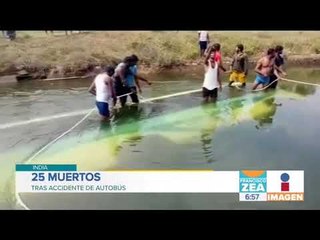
[267, 171, 304, 201]
[239, 170, 267, 201]
[280, 173, 290, 191]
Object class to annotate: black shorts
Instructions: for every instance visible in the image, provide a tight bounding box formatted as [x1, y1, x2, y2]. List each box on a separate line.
[202, 87, 217, 98]
[199, 41, 208, 50]
[268, 74, 278, 89]
[129, 86, 139, 103]
[114, 77, 130, 106]
[114, 77, 130, 96]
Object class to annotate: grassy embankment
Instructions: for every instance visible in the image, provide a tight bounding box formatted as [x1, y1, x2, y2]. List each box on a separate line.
[1, 31, 320, 77]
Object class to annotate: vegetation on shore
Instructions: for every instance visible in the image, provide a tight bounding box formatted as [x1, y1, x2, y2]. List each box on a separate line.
[1, 31, 320, 77]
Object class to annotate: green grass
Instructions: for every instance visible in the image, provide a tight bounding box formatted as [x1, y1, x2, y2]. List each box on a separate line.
[1, 31, 320, 75]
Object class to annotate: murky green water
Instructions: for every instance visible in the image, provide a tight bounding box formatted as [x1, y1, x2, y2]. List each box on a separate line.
[1, 67, 320, 209]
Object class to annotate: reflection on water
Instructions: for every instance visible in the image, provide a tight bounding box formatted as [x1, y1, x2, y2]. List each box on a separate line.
[114, 105, 144, 147]
[279, 83, 316, 96]
[198, 93, 282, 163]
[94, 104, 148, 164]
[251, 97, 278, 130]
[199, 103, 220, 163]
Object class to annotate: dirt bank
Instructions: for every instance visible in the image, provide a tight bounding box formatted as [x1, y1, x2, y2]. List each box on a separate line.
[1, 31, 320, 81]
[1, 54, 320, 82]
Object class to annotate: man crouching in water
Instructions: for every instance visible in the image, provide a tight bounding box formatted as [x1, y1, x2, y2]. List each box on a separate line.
[88, 66, 116, 121]
[202, 47, 222, 103]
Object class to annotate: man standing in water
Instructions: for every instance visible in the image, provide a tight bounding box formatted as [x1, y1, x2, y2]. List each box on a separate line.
[114, 56, 134, 107]
[126, 54, 152, 104]
[212, 43, 227, 72]
[198, 31, 210, 57]
[267, 45, 287, 90]
[114, 55, 151, 107]
[205, 44, 227, 73]
[88, 66, 116, 121]
[202, 48, 222, 103]
[252, 48, 277, 90]
[229, 44, 249, 87]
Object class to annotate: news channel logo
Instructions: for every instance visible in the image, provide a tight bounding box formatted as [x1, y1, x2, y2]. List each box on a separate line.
[239, 170, 304, 202]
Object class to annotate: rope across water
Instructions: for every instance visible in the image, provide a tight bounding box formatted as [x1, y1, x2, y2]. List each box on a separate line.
[14, 77, 320, 210]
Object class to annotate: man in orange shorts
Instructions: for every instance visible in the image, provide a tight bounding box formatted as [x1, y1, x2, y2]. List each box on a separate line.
[229, 44, 248, 87]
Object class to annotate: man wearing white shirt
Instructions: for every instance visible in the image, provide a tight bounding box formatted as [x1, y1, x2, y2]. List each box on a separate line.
[198, 31, 210, 57]
[88, 66, 116, 121]
[202, 47, 222, 103]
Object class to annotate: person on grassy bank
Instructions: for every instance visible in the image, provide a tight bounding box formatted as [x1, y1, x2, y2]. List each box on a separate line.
[198, 31, 210, 57]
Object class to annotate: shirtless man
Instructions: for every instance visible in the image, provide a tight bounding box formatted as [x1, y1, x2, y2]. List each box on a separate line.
[252, 48, 276, 90]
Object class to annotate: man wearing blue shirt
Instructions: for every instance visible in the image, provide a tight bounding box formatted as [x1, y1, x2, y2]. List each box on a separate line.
[126, 54, 152, 104]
